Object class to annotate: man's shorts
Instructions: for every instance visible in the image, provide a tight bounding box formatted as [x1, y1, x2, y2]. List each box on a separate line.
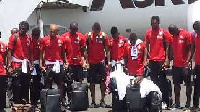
[68, 65, 83, 82]
[172, 66, 191, 85]
[44, 65, 64, 87]
[87, 62, 106, 84]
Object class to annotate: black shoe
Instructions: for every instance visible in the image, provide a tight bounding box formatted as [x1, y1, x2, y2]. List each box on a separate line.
[66, 103, 71, 110]
[100, 100, 106, 108]
[183, 104, 190, 111]
[89, 102, 98, 108]
[170, 103, 182, 110]
[100, 100, 111, 108]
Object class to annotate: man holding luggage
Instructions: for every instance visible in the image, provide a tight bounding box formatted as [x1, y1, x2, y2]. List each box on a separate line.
[168, 24, 192, 109]
[85, 22, 110, 108]
[7, 21, 34, 104]
[0, 31, 7, 112]
[39, 24, 67, 103]
[62, 22, 86, 82]
[124, 33, 147, 82]
[61, 22, 86, 107]
[191, 21, 200, 111]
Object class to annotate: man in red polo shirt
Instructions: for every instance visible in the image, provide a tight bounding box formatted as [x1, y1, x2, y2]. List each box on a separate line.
[30, 27, 41, 108]
[0, 33, 7, 111]
[7, 21, 33, 104]
[39, 24, 67, 103]
[85, 22, 110, 108]
[61, 22, 85, 107]
[109, 26, 127, 71]
[168, 24, 192, 109]
[145, 16, 171, 86]
[124, 33, 147, 82]
[62, 22, 86, 82]
[191, 21, 200, 111]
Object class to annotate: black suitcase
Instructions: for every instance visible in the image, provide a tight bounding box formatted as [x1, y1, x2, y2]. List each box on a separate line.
[126, 84, 145, 111]
[40, 89, 61, 112]
[109, 77, 126, 111]
[146, 91, 162, 112]
[112, 91, 127, 111]
[70, 82, 89, 111]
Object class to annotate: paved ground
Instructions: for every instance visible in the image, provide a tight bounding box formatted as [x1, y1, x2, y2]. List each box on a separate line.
[5, 76, 196, 112]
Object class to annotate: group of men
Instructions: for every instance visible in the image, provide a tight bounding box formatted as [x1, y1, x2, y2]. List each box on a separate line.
[0, 15, 200, 111]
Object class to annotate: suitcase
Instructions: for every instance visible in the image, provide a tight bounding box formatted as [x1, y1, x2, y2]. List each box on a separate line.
[126, 84, 145, 111]
[70, 82, 89, 111]
[40, 89, 61, 112]
[112, 91, 127, 111]
[146, 91, 162, 112]
[109, 77, 126, 111]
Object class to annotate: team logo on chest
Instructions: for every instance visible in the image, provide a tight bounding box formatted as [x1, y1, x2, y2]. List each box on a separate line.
[74, 36, 80, 44]
[58, 39, 62, 46]
[0, 44, 3, 52]
[178, 35, 184, 44]
[118, 39, 124, 47]
[157, 31, 163, 39]
[27, 39, 30, 46]
[180, 35, 184, 39]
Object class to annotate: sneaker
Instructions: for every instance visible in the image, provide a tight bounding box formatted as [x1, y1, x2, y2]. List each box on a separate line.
[100, 100, 106, 108]
[170, 104, 182, 110]
[65, 103, 71, 110]
[162, 102, 167, 110]
[89, 101, 98, 108]
[61, 100, 68, 107]
[183, 104, 190, 111]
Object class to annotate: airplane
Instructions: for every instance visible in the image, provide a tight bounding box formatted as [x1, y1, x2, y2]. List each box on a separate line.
[0, 0, 200, 42]
[26, 0, 200, 39]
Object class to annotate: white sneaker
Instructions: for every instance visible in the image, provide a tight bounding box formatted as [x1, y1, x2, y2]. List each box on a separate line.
[162, 102, 167, 110]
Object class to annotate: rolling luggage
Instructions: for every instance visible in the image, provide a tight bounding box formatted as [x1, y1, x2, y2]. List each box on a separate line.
[126, 83, 145, 111]
[70, 82, 89, 111]
[112, 91, 127, 111]
[40, 89, 61, 112]
[146, 91, 162, 112]
[109, 77, 126, 111]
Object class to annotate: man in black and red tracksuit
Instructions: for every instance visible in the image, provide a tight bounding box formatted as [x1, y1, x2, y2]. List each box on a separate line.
[7, 21, 34, 105]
